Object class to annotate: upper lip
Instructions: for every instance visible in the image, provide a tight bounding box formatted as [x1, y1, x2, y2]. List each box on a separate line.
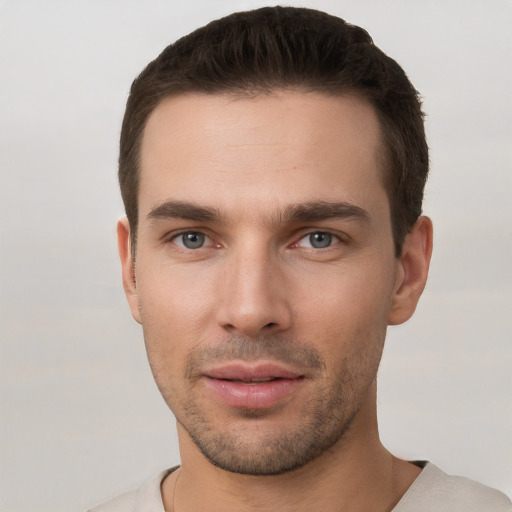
[203, 362, 304, 381]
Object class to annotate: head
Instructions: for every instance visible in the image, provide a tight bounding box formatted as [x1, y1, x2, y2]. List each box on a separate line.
[117, 7, 433, 476]
[119, 6, 428, 259]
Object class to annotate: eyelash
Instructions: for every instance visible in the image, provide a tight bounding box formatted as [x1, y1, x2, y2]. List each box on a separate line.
[169, 231, 216, 250]
[294, 231, 342, 249]
[166, 229, 344, 251]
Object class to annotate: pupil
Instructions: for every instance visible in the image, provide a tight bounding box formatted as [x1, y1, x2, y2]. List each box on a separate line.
[310, 232, 331, 248]
[183, 232, 204, 249]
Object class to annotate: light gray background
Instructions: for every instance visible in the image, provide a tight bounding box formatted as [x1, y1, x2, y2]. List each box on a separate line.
[1, 1, 511, 511]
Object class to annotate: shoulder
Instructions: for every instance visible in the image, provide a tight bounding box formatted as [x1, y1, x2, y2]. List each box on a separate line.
[86, 468, 175, 512]
[87, 487, 139, 512]
[394, 462, 512, 512]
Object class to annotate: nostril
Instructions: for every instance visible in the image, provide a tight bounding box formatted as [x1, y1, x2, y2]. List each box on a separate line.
[264, 322, 278, 329]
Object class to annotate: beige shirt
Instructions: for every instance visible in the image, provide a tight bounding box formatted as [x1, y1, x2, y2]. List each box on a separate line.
[88, 462, 511, 512]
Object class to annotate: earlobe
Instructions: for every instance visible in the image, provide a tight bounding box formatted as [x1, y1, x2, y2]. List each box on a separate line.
[117, 218, 141, 324]
[388, 216, 433, 326]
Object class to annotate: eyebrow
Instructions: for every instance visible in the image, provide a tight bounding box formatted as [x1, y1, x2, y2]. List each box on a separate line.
[146, 199, 369, 224]
[281, 201, 369, 223]
[147, 200, 221, 222]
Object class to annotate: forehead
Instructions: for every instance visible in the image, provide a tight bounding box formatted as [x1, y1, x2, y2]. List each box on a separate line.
[139, 90, 388, 221]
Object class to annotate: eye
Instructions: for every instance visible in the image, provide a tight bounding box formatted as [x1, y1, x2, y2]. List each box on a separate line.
[172, 231, 210, 250]
[297, 232, 340, 249]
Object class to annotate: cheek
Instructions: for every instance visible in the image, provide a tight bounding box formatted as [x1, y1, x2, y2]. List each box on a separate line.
[294, 261, 394, 355]
[298, 261, 393, 319]
[137, 260, 216, 329]
[135, 264, 217, 384]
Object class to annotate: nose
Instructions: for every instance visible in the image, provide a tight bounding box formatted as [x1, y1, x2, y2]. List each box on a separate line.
[215, 244, 292, 338]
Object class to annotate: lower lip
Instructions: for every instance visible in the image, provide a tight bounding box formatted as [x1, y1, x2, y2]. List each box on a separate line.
[203, 377, 304, 409]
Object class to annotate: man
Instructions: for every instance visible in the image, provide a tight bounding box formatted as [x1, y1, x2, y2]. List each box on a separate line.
[90, 6, 511, 512]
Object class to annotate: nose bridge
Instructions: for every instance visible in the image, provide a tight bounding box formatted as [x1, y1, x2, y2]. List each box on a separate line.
[217, 237, 290, 336]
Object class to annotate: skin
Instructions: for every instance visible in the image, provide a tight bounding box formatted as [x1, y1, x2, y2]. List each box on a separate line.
[118, 91, 433, 511]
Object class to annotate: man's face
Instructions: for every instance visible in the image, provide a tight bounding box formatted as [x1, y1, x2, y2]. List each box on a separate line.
[121, 91, 407, 474]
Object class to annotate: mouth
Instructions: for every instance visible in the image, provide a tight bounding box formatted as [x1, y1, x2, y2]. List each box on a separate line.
[202, 363, 305, 409]
[221, 377, 285, 383]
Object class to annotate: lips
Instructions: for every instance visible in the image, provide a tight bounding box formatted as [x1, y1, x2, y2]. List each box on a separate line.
[203, 363, 305, 409]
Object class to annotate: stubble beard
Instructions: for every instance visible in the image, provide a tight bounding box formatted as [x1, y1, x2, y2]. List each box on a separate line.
[180, 378, 360, 475]
[151, 334, 382, 476]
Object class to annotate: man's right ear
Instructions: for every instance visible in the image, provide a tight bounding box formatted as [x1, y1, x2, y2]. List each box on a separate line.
[117, 218, 141, 324]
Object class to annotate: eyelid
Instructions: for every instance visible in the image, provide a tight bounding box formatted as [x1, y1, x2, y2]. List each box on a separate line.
[166, 229, 219, 249]
[291, 229, 346, 249]
[162, 227, 347, 250]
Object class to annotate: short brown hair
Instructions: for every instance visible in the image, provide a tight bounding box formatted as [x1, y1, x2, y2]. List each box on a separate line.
[119, 6, 428, 256]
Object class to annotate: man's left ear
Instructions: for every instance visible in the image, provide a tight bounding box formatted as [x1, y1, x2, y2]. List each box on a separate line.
[388, 216, 433, 326]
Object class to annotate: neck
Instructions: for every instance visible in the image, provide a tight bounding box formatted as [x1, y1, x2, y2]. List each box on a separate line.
[162, 387, 421, 512]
